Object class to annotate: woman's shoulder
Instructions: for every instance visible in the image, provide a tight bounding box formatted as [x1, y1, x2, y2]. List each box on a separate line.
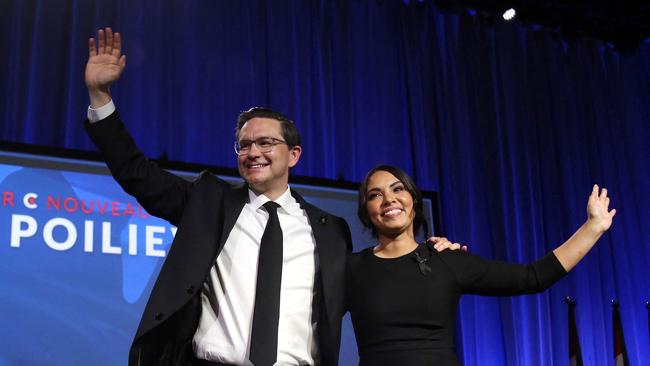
[345, 248, 366, 285]
[349, 246, 373, 259]
[347, 245, 374, 268]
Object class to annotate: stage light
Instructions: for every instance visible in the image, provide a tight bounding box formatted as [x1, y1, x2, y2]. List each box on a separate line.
[503, 8, 516, 21]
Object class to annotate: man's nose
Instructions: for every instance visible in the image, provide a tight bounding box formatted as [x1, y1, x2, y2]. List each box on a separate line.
[247, 142, 262, 156]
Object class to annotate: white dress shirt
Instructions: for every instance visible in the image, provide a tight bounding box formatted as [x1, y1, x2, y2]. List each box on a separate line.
[193, 188, 319, 365]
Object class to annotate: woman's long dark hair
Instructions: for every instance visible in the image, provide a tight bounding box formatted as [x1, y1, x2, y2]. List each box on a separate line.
[357, 164, 429, 239]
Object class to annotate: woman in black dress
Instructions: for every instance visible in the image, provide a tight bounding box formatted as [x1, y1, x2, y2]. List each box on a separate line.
[346, 165, 616, 365]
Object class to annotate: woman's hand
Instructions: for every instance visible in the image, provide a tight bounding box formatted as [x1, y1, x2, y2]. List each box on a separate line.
[553, 185, 616, 272]
[586, 184, 616, 234]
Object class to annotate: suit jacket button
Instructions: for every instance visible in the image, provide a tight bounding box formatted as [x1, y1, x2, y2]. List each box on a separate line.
[186, 285, 195, 294]
[319, 216, 327, 224]
[155, 313, 164, 321]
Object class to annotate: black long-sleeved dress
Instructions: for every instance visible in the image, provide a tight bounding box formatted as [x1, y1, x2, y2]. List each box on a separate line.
[346, 242, 567, 365]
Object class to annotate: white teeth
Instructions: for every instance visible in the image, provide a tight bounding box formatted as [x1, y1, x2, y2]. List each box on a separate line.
[383, 209, 402, 217]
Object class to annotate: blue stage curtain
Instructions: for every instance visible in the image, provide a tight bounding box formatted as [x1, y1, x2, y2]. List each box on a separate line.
[1, 1, 649, 364]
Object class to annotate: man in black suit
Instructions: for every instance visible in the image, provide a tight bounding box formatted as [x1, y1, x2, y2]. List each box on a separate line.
[84, 28, 352, 366]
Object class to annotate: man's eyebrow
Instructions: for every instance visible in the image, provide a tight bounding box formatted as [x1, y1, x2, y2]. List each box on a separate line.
[238, 136, 274, 142]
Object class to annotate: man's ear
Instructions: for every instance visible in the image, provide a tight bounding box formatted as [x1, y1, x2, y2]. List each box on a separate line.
[288, 145, 302, 168]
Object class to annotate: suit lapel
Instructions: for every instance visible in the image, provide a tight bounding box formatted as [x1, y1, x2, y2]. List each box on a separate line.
[219, 182, 249, 249]
[291, 190, 339, 331]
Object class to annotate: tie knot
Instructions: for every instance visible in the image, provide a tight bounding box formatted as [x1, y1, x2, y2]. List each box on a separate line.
[263, 201, 280, 214]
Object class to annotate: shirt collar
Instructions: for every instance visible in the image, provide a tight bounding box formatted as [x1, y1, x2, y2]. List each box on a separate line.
[247, 186, 297, 213]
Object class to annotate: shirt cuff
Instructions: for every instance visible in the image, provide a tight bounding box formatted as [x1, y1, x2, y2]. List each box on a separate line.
[87, 100, 116, 123]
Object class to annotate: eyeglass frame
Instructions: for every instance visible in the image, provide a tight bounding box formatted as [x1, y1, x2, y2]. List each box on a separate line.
[234, 136, 290, 155]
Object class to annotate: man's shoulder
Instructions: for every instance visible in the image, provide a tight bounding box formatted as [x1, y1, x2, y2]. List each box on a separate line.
[293, 192, 347, 225]
[194, 170, 246, 189]
[188, 171, 249, 204]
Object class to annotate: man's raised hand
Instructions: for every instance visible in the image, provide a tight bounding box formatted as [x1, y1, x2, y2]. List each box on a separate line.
[85, 28, 126, 107]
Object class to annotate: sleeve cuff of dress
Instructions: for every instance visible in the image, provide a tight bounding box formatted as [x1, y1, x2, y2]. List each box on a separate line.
[534, 252, 568, 289]
[87, 100, 116, 123]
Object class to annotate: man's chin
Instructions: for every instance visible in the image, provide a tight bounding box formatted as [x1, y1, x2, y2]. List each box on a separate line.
[243, 174, 269, 189]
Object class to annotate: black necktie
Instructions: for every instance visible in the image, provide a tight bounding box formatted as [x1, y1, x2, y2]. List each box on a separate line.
[250, 201, 283, 366]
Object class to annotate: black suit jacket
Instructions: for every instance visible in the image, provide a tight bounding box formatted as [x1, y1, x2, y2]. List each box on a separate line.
[85, 112, 352, 366]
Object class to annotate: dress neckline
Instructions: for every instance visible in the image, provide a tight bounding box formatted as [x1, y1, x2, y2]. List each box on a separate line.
[367, 244, 422, 261]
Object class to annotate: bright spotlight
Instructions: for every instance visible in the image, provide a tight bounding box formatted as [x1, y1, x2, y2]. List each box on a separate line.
[502, 8, 516, 21]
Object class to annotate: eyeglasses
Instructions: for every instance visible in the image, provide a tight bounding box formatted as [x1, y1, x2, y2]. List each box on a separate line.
[234, 137, 288, 155]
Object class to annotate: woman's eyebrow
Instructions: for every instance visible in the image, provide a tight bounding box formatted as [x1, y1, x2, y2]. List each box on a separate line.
[367, 180, 402, 193]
